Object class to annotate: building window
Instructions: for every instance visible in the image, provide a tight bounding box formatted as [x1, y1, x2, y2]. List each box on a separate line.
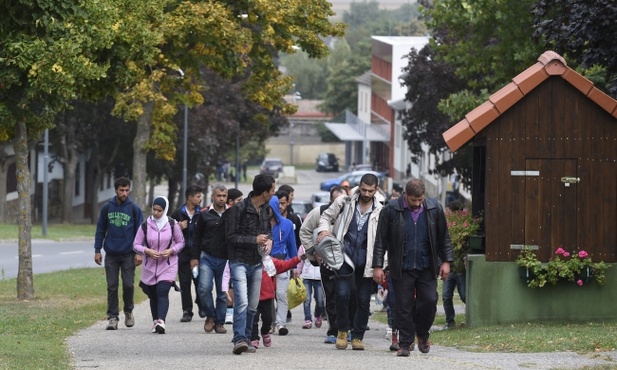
[74, 163, 80, 196]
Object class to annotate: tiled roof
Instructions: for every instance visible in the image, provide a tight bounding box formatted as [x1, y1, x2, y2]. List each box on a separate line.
[443, 51, 617, 152]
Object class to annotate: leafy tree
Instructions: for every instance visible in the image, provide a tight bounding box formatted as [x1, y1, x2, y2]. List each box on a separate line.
[399, 45, 471, 185]
[279, 51, 329, 99]
[531, 0, 617, 97]
[0, 0, 124, 299]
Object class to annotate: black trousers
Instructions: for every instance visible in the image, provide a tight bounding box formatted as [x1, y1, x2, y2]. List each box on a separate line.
[178, 250, 200, 314]
[321, 265, 356, 336]
[391, 269, 438, 348]
[251, 298, 274, 341]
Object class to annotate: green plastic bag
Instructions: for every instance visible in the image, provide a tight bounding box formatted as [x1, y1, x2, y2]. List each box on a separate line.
[287, 277, 307, 309]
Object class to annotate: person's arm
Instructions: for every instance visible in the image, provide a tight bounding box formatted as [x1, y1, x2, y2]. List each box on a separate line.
[299, 207, 320, 249]
[133, 224, 147, 255]
[372, 205, 389, 283]
[191, 212, 205, 261]
[316, 196, 345, 242]
[286, 223, 298, 259]
[94, 204, 108, 265]
[171, 221, 185, 255]
[273, 256, 302, 274]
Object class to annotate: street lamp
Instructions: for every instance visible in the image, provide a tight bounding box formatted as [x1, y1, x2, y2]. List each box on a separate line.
[235, 121, 239, 189]
[178, 69, 188, 201]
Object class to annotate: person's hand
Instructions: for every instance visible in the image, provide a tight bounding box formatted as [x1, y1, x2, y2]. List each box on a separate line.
[180, 220, 188, 230]
[190, 259, 199, 270]
[94, 253, 102, 266]
[134, 254, 143, 267]
[373, 267, 385, 284]
[161, 249, 173, 259]
[316, 230, 331, 244]
[256, 234, 269, 245]
[262, 239, 272, 255]
[439, 262, 451, 280]
[147, 248, 161, 260]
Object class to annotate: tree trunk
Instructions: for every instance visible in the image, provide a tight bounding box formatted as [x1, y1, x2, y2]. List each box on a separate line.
[14, 121, 34, 299]
[132, 101, 154, 209]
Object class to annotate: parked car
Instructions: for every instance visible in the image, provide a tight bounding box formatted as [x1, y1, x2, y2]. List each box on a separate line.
[311, 191, 331, 208]
[349, 163, 373, 171]
[291, 200, 313, 220]
[319, 170, 385, 191]
[315, 152, 339, 172]
[259, 158, 284, 177]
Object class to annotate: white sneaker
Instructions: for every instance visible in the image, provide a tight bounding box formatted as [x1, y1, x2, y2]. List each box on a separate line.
[225, 308, 233, 324]
[385, 327, 392, 340]
[155, 319, 166, 334]
[151, 320, 157, 333]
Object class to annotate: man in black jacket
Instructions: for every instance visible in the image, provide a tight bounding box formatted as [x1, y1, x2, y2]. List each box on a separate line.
[171, 184, 204, 323]
[191, 184, 229, 334]
[228, 174, 275, 355]
[372, 179, 453, 357]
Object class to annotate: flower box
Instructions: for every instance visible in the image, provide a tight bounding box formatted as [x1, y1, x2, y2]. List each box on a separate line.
[515, 247, 608, 288]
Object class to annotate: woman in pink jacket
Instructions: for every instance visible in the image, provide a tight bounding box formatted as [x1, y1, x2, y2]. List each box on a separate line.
[133, 196, 184, 334]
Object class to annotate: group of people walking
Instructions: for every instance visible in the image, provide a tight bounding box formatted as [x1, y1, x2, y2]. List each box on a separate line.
[94, 173, 453, 357]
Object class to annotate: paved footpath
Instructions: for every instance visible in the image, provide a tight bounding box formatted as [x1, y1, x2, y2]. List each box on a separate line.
[68, 290, 617, 370]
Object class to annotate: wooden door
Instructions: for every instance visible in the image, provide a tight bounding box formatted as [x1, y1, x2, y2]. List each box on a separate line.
[524, 159, 578, 259]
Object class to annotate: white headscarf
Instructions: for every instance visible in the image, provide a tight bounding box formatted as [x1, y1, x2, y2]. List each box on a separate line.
[151, 196, 169, 231]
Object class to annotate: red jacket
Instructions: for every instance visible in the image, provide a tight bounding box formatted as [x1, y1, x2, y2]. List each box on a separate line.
[260, 256, 301, 301]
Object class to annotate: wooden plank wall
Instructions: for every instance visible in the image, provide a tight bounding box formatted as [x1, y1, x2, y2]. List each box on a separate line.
[483, 77, 617, 262]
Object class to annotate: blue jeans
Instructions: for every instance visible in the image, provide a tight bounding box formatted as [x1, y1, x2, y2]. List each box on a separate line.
[197, 252, 228, 325]
[334, 264, 373, 340]
[303, 279, 325, 321]
[442, 271, 466, 325]
[104, 252, 135, 319]
[230, 260, 262, 344]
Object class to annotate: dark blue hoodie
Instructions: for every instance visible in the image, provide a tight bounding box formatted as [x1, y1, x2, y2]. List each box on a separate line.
[95, 197, 143, 255]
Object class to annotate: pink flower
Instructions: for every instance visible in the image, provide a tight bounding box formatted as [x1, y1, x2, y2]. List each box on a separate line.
[563, 252, 570, 257]
[463, 222, 469, 227]
[576, 279, 583, 286]
[578, 250, 588, 258]
[555, 247, 565, 255]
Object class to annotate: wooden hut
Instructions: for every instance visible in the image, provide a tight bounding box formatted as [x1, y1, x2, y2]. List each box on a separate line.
[442, 51, 617, 326]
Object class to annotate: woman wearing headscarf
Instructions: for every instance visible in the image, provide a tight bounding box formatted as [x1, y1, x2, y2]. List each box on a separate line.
[134, 196, 185, 334]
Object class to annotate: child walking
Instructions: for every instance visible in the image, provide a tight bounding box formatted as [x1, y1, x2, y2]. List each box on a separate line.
[297, 245, 325, 329]
[250, 253, 308, 349]
[133, 196, 184, 334]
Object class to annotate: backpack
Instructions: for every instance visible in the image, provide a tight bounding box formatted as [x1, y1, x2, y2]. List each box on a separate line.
[141, 217, 176, 250]
[312, 201, 355, 278]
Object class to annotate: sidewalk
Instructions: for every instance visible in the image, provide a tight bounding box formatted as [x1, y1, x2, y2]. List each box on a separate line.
[67, 288, 617, 370]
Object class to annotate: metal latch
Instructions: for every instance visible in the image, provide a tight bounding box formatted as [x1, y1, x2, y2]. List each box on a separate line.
[561, 176, 580, 187]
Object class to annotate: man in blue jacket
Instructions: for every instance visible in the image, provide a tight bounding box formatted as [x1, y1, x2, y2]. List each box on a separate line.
[94, 177, 144, 330]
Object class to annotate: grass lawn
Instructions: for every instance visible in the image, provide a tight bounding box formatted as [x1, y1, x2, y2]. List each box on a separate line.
[0, 268, 147, 369]
[0, 224, 96, 241]
[371, 280, 617, 353]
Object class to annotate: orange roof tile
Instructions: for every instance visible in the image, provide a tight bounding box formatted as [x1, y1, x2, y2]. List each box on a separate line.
[443, 51, 617, 152]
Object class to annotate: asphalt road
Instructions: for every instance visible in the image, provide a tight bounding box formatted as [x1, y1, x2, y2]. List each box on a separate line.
[0, 240, 96, 280]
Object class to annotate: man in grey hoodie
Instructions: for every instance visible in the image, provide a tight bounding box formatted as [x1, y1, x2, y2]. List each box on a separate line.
[94, 177, 144, 330]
